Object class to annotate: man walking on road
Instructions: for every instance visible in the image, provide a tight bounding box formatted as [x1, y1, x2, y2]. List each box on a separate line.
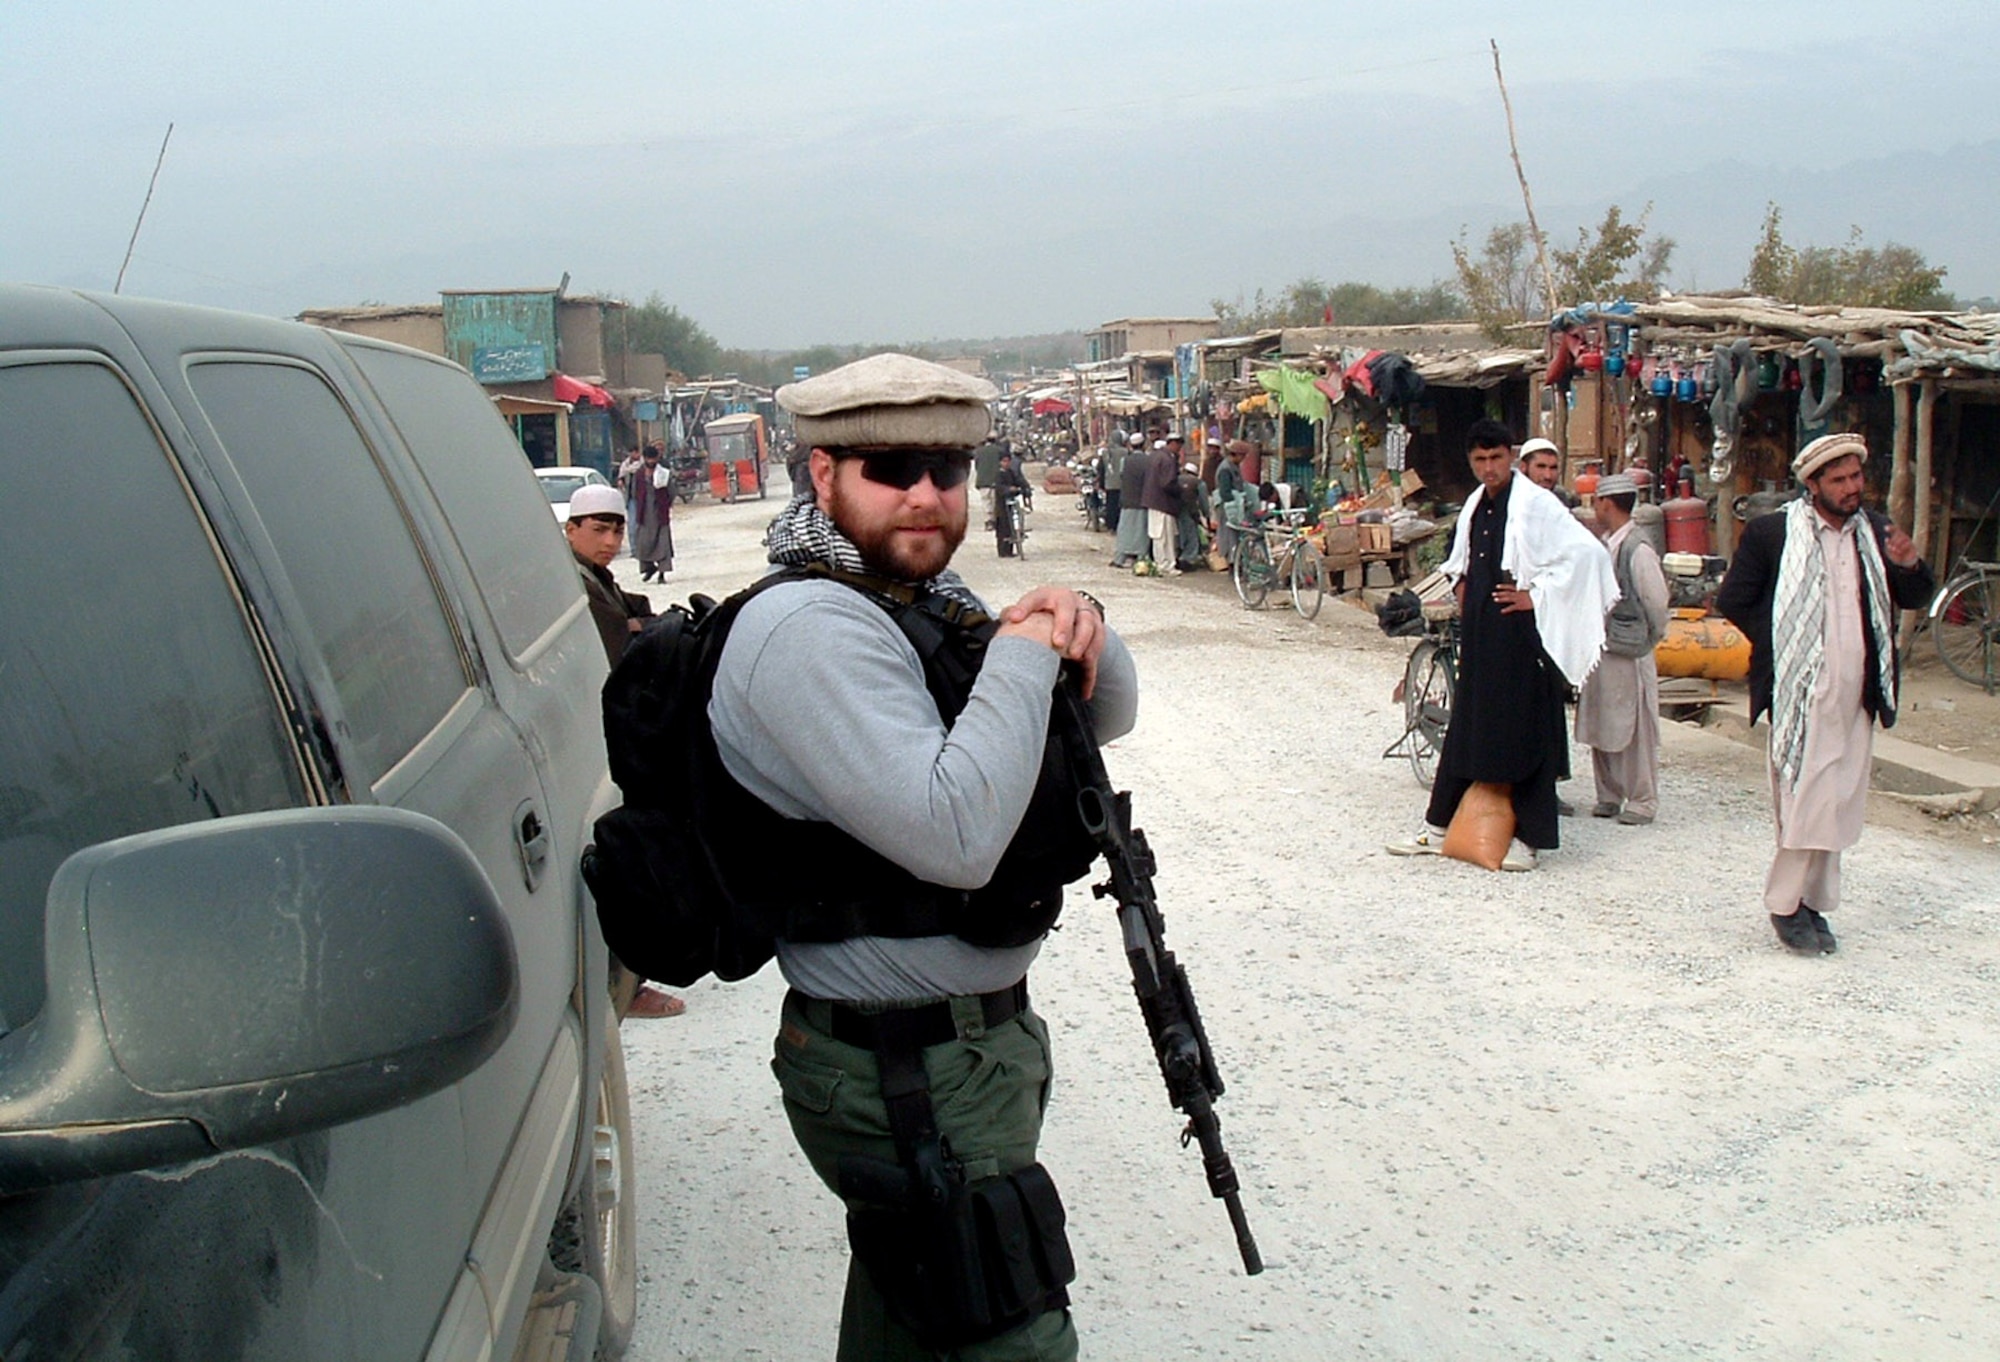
[1141, 434, 1185, 575]
[1110, 431, 1151, 568]
[1575, 473, 1669, 825]
[720, 353, 1139, 1360]
[1387, 419, 1618, 870]
[1715, 433, 1933, 954]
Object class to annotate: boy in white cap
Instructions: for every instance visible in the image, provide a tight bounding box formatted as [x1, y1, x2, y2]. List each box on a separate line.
[563, 483, 687, 1020]
[1716, 433, 1933, 954]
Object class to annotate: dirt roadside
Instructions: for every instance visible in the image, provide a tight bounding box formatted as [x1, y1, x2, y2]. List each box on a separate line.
[616, 490, 2000, 1362]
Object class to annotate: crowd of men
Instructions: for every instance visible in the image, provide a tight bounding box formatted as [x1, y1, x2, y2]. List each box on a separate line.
[564, 352, 1933, 1358]
[1386, 420, 1933, 959]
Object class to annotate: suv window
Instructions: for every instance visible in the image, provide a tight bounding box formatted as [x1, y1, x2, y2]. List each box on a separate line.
[188, 361, 469, 784]
[345, 343, 582, 658]
[0, 361, 305, 1032]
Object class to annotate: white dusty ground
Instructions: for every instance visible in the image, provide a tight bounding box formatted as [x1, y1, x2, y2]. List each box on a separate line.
[613, 487, 2000, 1361]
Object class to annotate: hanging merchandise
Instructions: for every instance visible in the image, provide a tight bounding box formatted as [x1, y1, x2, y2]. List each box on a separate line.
[1257, 366, 1331, 424]
[1385, 421, 1411, 473]
[1756, 352, 1781, 391]
[1798, 337, 1843, 425]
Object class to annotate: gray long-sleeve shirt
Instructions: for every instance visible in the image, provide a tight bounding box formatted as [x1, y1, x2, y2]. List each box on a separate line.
[710, 577, 1139, 1002]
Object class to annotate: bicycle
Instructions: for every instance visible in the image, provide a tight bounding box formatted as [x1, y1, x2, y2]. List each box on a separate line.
[1382, 606, 1459, 788]
[1228, 509, 1325, 619]
[1930, 558, 1998, 692]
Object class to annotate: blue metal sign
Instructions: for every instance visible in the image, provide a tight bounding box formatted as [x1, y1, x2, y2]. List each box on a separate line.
[793, 365, 811, 381]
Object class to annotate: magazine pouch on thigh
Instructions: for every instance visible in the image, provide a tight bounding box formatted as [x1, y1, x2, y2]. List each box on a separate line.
[835, 1017, 1073, 1348]
[839, 1157, 1074, 1348]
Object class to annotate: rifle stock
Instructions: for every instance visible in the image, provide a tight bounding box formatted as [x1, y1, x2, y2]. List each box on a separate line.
[1057, 679, 1263, 1275]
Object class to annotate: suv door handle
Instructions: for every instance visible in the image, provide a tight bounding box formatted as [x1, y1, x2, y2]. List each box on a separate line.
[513, 800, 550, 891]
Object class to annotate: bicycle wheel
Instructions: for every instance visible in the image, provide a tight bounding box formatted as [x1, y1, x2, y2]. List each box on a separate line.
[1934, 572, 1998, 690]
[1403, 639, 1455, 788]
[1233, 533, 1272, 608]
[1290, 540, 1325, 619]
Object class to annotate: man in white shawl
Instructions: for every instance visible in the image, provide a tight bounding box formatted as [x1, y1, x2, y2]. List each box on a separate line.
[1715, 434, 1932, 954]
[1387, 420, 1620, 870]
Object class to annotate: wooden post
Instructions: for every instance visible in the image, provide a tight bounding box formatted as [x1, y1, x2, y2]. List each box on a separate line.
[1489, 40, 1558, 317]
[1913, 380, 1937, 560]
[1887, 381, 1914, 528]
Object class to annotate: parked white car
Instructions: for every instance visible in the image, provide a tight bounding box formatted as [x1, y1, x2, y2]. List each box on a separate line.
[535, 464, 612, 522]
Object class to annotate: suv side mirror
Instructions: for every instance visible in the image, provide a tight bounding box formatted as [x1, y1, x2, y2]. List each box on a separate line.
[0, 807, 518, 1193]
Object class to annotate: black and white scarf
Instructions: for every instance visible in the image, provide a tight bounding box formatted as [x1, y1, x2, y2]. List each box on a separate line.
[1769, 497, 1897, 789]
[764, 492, 985, 612]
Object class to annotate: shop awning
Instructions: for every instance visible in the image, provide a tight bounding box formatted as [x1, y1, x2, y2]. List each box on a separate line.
[553, 372, 615, 407]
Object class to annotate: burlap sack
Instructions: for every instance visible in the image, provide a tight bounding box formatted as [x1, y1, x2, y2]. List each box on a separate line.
[1441, 781, 1514, 871]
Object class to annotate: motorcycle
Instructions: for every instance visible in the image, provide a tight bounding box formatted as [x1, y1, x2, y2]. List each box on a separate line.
[995, 483, 1030, 559]
[1075, 462, 1104, 532]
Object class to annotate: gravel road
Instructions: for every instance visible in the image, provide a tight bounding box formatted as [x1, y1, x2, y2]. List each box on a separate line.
[612, 485, 2000, 1361]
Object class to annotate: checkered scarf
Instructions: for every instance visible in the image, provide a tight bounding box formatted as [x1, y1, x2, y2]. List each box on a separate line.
[763, 492, 984, 611]
[1769, 497, 1898, 788]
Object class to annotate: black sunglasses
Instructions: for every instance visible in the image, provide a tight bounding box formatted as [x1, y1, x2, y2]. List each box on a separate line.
[843, 449, 973, 491]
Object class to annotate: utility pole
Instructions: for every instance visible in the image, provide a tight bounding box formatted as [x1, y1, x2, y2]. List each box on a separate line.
[115, 123, 175, 294]
[1489, 41, 1558, 317]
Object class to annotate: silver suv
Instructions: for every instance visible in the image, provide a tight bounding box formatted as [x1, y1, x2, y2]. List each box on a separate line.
[0, 286, 635, 1360]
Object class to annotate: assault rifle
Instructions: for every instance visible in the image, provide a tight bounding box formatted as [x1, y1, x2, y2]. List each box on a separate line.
[1054, 676, 1263, 1275]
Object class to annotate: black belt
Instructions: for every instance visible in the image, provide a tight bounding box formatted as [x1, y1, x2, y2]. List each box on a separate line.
[797, 980, 1029, 1051]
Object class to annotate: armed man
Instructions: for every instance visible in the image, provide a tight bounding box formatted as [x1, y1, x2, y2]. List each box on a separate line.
[711, 353, 1139, 1360]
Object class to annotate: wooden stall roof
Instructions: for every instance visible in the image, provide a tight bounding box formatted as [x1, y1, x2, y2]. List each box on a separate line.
[1618, 292, 2000, 385]
[1283, 320, 1541, 389]
[298, 302, 443, 323]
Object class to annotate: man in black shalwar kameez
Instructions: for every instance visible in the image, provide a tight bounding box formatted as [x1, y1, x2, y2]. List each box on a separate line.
[1388, 420, 1618, 871]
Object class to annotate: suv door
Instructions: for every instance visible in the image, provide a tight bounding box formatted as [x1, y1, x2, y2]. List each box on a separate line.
[167, 351, 585, 1358]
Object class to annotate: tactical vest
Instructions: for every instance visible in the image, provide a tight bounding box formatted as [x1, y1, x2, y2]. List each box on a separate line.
[709, 572, 1102, 949]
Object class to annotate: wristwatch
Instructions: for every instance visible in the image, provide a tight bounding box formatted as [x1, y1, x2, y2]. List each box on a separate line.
[1075, 590, 1106, 620]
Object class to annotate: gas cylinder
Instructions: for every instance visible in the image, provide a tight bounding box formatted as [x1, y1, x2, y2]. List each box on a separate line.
[1574, 465, 1599, 498]
[1663, 495, 1712, 555]
[1654, 609, 1751, 681]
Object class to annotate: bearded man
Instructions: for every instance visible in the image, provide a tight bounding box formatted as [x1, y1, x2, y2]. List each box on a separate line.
[1715, 433, 1933, 954]
[714, 353, 1139, 1359]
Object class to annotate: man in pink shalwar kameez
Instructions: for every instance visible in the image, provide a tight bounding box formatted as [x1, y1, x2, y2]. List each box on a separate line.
[1716, 434, 1934, 954]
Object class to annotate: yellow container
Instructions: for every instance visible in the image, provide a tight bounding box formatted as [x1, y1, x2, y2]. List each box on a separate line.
[1654, 608, 1751, 681]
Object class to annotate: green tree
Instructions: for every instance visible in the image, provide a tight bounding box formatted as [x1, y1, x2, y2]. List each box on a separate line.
[1550, 204, 1674, 303]
[1744, 203, 1954, 310]
[1451, 222, 1539, 342]
[1453, 205, 1674, 342]
[1211, 277, 1463, 331]
[621, 292, 724, 376]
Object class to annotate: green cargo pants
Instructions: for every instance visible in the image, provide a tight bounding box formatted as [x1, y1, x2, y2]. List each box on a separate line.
[772, 990, 1079, 1362]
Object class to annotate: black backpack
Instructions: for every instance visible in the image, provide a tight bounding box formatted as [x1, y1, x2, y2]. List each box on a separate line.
[581, 580, 786, 988]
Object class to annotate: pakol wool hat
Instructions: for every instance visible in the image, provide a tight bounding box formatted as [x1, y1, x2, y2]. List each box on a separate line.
[777, 353, 997, 450]
[1794, 432, 1868, 481]
[1593, 473, 1638, 499]
[567, 484, 626, 520]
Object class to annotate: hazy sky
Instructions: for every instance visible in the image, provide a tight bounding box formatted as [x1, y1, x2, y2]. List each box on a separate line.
[7, 1, 1998, 348]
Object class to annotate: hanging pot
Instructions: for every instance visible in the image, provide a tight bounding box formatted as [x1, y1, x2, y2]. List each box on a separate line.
[1756, 354, 1780, 390]
[1676, 371, 1698, 402]
[1651, 366, 1673, 397]
[1606, 352, 1627, 377]
[1579, 346, 1605, 373]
